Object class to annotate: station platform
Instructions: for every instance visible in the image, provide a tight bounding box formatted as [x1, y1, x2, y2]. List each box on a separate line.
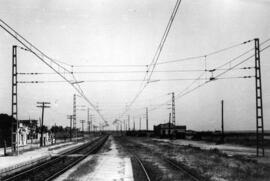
[55, 136, 134, 181]
[0, 138, 89, 177]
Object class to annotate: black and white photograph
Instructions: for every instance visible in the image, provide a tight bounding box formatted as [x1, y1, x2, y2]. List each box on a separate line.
[0, 0, 270, 180]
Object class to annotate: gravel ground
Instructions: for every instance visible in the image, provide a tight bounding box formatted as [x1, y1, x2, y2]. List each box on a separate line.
[124, 137, 270, 181]
[115, 136, 196, 181]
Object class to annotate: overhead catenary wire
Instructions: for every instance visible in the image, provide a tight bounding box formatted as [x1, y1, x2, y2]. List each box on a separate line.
[0, 19, 72, 74]
[146, 0, 182, 83]
[118, 0, 182, 119]
[0, 18, 107, 123]
[116, 28, 259, 119]
[18, 62, 256, 84]
[156, 39, 253, 65]
[25, 39, 261, 74]
[214, 38, 270, 70]
[114, 39, 269, 118]
[2, 12, 269, 125]
[101, 39, 263, 116]
[31, 38, 266, 69]
[17, 66, 254, 75]
[72, 64, 147, 68]
[215, 43, 270, 79]
[148, 76, 252, 112]
[212, 39, 270, 78]
[146, 39, 270, 112]
[18, 76, 253, 84]
[118, 39, 269, 116]
[175, 39, 270, 99]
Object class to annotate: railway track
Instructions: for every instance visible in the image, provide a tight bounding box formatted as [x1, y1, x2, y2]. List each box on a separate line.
[132, 153, 151, 181]
[162, 157, 205, 181]
[2, 135, 108, 181]
[116, 136, 207, 181]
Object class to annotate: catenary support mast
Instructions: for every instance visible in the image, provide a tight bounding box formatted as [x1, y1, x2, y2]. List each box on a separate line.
[11, 45, 18, 154]
[254, 38, 264, 157]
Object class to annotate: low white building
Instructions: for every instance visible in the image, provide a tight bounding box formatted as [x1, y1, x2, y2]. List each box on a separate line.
[18, 123, 29, 146]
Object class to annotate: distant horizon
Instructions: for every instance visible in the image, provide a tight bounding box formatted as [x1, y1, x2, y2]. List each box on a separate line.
[0, 0, 270, 132]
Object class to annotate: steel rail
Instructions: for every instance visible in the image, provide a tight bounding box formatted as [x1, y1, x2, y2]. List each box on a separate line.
[117, 137, 206, 181]
[164, 158, 203, 181]
[2, 140, 95, 181]
[2, 136, 108, 181]
[115, 138, 151, 181]
[44, 136, 108, 181]
[132, 153, 151, 181]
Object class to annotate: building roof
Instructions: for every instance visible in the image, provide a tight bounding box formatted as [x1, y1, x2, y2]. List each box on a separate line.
[154, 122, 186, 129]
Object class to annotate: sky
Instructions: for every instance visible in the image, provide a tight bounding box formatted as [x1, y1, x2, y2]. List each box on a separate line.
[0, 0, 270, 131]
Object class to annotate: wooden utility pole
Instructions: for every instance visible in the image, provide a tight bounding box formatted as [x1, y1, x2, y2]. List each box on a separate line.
[221, 100, 224, 143]
[139, 117, 141, 131]
[128, 115, 130, 131]
[80, 120, 85, 137]
[169, 113, 171, 138]
[172, 92, 175, 125]
[88, 121, 90, 135]
[37, 102, 50, 147]
[124, 120, 126, 132]
[87, 108, 91, 135]
[67, 115, 73, 141]
[120, 121, 122, 136]
[73, 94, 77, 142]
[146, 107, 148, 131]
